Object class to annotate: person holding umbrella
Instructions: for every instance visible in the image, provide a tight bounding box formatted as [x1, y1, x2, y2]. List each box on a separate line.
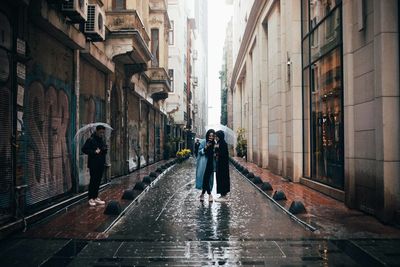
[215, 130, 230, 201]
[82, 125, 108, 206]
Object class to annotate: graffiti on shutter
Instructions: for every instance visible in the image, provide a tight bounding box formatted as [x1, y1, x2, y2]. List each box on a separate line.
[0, 11, 13, 219]
[0, 86, 12, 217]
[110, 85, 124, 177]
[25, 82, 72, 206]
[155, 111, 161, 161]
[128, 91, 139, 172]
[21, 24, 75, 207]
[140, 103, 149, 167]
[149, 108, 155, 164]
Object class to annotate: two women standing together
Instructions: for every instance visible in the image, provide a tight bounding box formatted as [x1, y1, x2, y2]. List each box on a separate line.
[195, 129, 230, 202]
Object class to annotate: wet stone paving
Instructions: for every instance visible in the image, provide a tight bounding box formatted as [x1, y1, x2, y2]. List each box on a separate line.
[1, 159, 399, 266]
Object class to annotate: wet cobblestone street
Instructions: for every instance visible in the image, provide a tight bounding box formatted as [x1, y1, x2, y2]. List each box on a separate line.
[1, 159, 400, 266]
[106, 159, 311, 241]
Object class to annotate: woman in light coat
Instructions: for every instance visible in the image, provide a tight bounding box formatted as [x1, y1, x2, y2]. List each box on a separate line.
[195, 129, 215, 202]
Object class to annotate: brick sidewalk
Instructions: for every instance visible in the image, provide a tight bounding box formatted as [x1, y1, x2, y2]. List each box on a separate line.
[19, 160, 175, 240]
[233, 157, 400, 239]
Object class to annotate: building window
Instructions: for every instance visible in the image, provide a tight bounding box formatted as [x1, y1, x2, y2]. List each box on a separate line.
[151, 28, 159, 67]
[183, 55, 187, 75]
[112, 0, 126, 10]
[302, 0, 344, 190]
[168, 69, 174, 92]
[169, 20, 174, 45]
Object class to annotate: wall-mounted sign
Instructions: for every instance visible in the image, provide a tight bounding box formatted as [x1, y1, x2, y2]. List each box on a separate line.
[17, 84, 24, 106]
[17, 38, 26, 56]
[17, 111, 23, 131]
[17, 62, 26, 81]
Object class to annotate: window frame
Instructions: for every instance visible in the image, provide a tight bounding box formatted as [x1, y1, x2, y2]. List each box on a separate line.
[169, 20, 174, 46]
[301, 0, 345, 189]
[168, 69, 174, 92]
[112, 0, 126, 10]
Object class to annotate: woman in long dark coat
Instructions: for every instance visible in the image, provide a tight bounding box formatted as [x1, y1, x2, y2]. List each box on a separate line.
[215, 130, 230, 201]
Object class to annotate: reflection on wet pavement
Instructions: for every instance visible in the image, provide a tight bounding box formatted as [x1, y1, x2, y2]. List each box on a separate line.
[86, 159, 360, 266]
[1, 159, 398, 266]
[108, 158, 311, 241]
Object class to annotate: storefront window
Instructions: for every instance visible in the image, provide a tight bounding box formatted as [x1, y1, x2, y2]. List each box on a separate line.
[302, 0, 309, 36]
[310, 8, 341, 62]
[310, 48, 343, 189]
[310, 0, 340, 27]
[302, 37, 309, 67]
[302, 1, 343, 189]
[303, 68, 311, 177]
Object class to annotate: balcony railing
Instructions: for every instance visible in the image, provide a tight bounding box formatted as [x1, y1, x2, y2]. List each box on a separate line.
[106, 10, 150, 45]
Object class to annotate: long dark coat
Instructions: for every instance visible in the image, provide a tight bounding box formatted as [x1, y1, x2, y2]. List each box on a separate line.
[215, 131, 230, 195]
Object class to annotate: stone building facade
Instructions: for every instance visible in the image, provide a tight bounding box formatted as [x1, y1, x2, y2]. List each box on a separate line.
[0, 0, 171, 226]
[166, 0, 208, 150]
[229, 0, 399, 223]
[221, 18, 233, 129]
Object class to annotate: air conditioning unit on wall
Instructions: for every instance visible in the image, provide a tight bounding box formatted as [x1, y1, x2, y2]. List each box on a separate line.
[61, 0, 88, 22]
[84, 4, 105, 41]
[192, 76, 198, 86]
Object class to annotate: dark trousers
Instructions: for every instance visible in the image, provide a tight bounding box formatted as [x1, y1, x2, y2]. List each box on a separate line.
[88, 167, 104, 199]
[202, 170, 213, 195]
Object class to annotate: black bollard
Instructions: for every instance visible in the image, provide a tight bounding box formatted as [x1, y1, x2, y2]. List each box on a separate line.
[272, 190, 287, 201]
[121, 190, 138, 200]
[253, 176, 263, 184]
[142, 176, 152, 184]
[246, 172, 255, 179]
[289, 201, 307, 214]
[104, 200, 122, 215]
[149, 172, 158, 178]
[133, 182, 147, 191]
[261, 182, 273, 191]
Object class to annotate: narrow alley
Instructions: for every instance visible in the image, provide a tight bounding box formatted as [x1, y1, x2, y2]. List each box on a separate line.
[1, 159, 399, 266]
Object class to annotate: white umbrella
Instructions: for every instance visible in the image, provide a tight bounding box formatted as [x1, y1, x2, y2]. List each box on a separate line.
[205, 124, 236, 145]
[74, 122, 113, 142]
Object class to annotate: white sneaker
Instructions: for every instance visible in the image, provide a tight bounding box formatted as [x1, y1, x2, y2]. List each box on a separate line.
[208, 194, 214, 202]
[200, 194, 205, 202]
[88, 199, 96, 206]
[94, 198, 105, 205]
[217, 196, 228, 202]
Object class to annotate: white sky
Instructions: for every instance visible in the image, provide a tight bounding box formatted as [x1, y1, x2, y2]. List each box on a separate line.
[207, 0, 233, 125]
